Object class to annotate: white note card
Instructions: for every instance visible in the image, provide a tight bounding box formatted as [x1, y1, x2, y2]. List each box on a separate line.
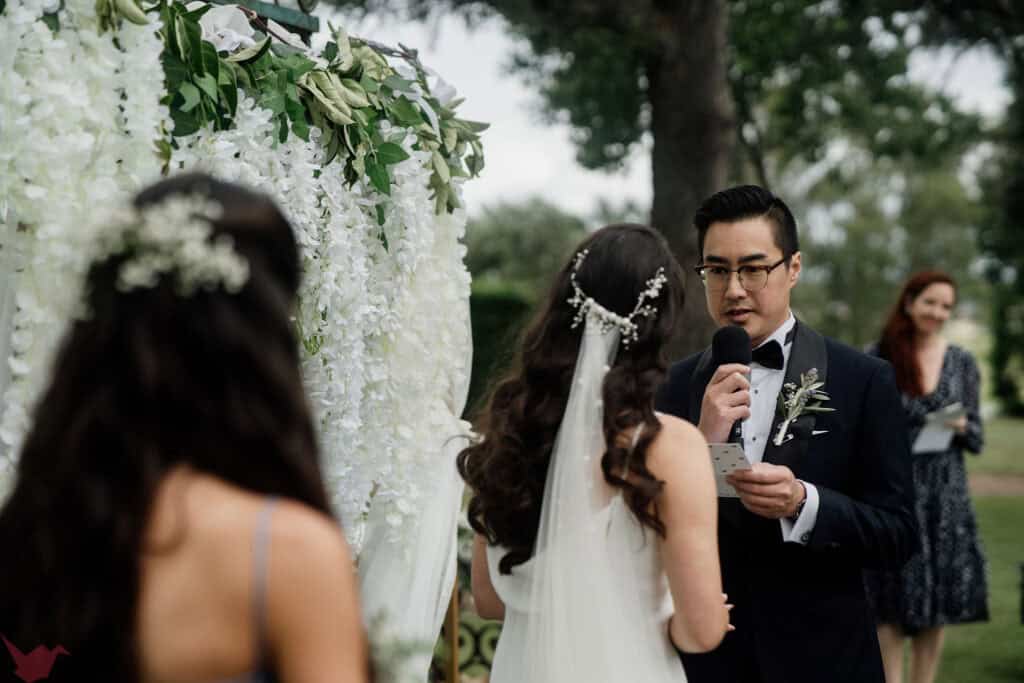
[709, 443, 752, 498]
[912, 403, 966, 454]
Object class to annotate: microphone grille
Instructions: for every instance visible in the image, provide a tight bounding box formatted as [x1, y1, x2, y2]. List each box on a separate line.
[711, 325, 752, 366]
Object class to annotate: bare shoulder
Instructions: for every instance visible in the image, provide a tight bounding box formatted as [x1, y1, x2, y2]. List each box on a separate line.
[646, 414, 709, 480]
[266, 498, 352, 569]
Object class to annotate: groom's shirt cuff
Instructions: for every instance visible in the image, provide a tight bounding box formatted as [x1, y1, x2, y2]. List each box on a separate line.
[780, 481, 820, 545]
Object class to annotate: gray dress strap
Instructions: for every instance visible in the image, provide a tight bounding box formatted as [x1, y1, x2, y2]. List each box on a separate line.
[251, 497, 277, 669]
[219, 496, 279, 683]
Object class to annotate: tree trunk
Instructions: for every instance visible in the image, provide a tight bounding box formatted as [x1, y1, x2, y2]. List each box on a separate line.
[647, 0, 735, 359]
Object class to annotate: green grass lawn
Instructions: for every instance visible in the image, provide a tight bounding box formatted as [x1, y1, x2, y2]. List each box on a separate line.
[967, 416, 1024, 476]
[938, 496, 1024, 683]
[940, 416, 1023, 682]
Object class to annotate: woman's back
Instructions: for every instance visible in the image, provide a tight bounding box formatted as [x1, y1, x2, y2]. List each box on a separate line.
[137, 466, 366, 683]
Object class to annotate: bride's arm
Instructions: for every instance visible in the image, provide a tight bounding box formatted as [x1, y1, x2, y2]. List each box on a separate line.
[471, 534, 506, 620]
[649, 415, 730, 653]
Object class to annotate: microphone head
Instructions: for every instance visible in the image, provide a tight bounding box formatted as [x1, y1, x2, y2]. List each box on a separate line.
[711, 325, 752, 366]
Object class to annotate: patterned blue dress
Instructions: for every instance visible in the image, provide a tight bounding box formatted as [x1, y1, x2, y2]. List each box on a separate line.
[864, 344, 989, 634]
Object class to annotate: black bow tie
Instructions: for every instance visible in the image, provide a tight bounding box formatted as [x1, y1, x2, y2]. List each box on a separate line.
[752, 340, 785, 370]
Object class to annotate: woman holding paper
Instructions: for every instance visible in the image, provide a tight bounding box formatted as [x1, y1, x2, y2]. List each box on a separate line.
[865, 270, 988, 683]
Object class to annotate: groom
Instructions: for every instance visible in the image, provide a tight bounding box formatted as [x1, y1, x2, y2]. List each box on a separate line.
[656, 185, 916, 683]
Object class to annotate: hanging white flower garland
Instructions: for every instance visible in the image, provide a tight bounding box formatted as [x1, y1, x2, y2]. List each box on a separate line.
[0, 0, 476, 552]
[0, 0, 169, 464]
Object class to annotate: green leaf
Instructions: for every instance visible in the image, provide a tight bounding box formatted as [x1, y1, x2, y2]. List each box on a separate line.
[284, 96, 308, 140]
[460, 119, 490, 133]
[359, 73, 380, 94]
[200, 40, 220, 81]
[159, 3, 178, 54]
[365, 159, 390, 195]
[376, 204, 387, 230]
[217, 65, 233, 86]
[323, 41, 338, 63]
[271, 42, 306, 59]
[41, 10, 59, 31]
[221, 80, 238, 118]
[278, 113, 289, 143]
[260, 87, 286, 115]
[183, 15, 204, 73]
[173, 14, 190, 62]
[161, 51, 189, 90]
[178, 82, 201, 112]
[432, 151, 451, 183]
[388, 96, 421, 126]
[291, 115, 310, 141]
[377, 142, 409, 166]
[323, 128, 341, 165]
[226, 35, 270, 64]
[383, 75, 413, 93]
[182, 3, 210, 21]
[195, 73, 219, 103]
[170, 106, 201, 137]
[227, 62, 251, 90]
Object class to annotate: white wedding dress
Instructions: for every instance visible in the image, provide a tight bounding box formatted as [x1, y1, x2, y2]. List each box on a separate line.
[486, 495, 686, 682]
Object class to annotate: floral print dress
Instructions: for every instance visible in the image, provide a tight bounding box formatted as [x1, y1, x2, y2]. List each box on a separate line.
[864, 344, 989, 634]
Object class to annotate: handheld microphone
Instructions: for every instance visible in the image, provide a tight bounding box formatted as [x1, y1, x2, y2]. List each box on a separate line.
[711, 325, 752, 444]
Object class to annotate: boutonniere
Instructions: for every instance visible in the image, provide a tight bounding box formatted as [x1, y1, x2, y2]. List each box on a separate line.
[773, 368, 835, 446]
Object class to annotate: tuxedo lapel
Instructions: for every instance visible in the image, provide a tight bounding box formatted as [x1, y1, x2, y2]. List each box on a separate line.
[762, 321, 828, 469]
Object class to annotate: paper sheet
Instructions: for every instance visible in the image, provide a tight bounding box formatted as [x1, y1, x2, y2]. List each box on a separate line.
[709, 443, 753, 498]
[912, 403, 966, 454]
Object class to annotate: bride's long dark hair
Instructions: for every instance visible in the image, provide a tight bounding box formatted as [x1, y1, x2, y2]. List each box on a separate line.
[458, 224, 686, 574]
[0, 173, 331, 681]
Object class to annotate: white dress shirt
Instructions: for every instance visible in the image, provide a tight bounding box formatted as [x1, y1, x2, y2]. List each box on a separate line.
[743, 312, 820, 545]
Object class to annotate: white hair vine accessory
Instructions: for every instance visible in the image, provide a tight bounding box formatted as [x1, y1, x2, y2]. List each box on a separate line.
[87, 193, 250, 303]
[567, 249, 668, 347]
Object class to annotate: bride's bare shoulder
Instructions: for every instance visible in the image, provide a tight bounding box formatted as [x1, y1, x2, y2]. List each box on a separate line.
[645, 414, 709, 478]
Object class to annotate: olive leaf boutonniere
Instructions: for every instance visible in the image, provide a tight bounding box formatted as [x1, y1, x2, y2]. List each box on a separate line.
[773, 368, 835, 446]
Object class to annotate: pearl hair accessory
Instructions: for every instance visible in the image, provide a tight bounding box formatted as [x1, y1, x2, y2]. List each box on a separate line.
[567, 248, 668, 347]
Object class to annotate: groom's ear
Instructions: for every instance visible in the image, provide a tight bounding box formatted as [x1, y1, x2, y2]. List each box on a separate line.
[787, 252, 801, 286]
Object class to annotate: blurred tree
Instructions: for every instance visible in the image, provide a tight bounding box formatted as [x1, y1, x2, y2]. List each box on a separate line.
[978, 47, 1024, 415]
[328, 0, 999, 356]
[795, 159, 984, 348]
[463, 198, 585, 410]
[895, 1, 1024, 413]
[465, 197, 586, 300]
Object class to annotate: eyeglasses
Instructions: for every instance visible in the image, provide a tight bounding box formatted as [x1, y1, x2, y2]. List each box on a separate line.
[694, 257, 788, 292]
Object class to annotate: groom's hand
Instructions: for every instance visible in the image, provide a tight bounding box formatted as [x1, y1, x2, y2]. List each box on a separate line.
[727, 463, 805, 519]
[698, 363, 751, 443]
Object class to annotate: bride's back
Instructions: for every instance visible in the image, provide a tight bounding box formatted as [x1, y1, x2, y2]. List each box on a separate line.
[460, 224, 729, 681]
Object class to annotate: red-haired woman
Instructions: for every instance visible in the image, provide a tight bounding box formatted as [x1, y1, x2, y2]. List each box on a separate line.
[865, 271, 988, 683]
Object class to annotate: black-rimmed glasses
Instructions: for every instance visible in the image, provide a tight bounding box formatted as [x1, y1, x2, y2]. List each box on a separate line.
[694, 257, 788, 292]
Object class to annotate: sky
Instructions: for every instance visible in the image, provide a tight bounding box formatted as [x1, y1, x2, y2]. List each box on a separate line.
[326, 10, 1011, 219]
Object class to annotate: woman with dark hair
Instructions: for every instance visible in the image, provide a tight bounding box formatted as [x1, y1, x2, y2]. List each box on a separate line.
[866, 270, 988, 683]
[459, 224, 730, 682]
[0, 174, 369, 683]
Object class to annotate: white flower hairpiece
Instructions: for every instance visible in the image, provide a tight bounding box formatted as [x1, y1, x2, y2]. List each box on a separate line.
[567, 249, 668, 347]
[88, 193, 250, 302]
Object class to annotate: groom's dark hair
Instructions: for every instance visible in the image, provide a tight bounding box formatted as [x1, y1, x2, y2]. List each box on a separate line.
[694, 185, 799, 261]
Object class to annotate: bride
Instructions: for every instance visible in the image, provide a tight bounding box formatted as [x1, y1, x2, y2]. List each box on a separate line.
[457, 223, 731, 682]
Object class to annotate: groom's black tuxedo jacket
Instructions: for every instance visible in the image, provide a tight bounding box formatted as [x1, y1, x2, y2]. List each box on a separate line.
[656, 321, 917, 683]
